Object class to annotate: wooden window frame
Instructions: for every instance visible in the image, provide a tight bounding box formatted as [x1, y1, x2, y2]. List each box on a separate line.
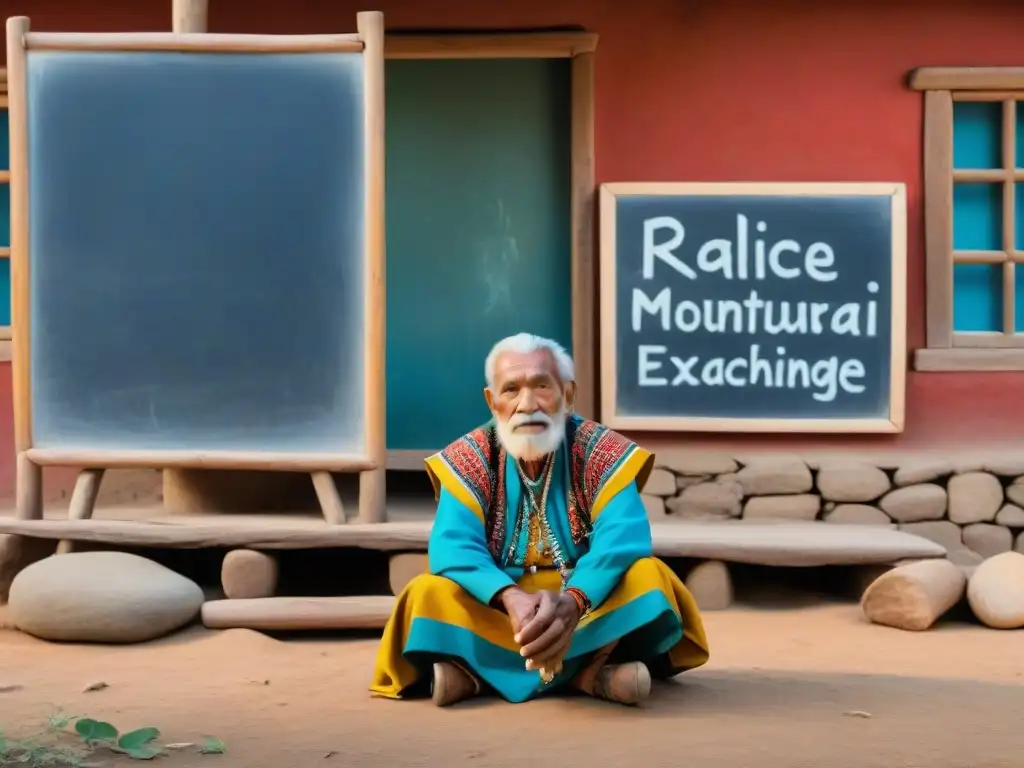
[384, 32, 599, 470]
[0, 68, 10, 361]
[911, 67, 1024, 371]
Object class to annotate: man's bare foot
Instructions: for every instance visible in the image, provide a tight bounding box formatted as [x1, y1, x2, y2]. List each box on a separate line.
[589, 661, 652, 706]
[431, 661, 481, 707]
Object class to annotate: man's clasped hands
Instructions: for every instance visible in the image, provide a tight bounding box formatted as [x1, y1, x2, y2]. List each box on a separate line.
[498, 587, 583, 677]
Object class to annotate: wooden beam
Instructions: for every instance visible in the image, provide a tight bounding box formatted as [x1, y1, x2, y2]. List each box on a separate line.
[914, 348, 1024, 371]
[909, 67, 1024, 91]
[201, 596, 396, 631]
[25, 31, 363, 53]
[0, 519, 948, 565]
[384, 32, 597, 60]
[29, 448, 377, 472]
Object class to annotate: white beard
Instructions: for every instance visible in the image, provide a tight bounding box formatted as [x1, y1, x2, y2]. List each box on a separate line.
[495, 405, 567, 462]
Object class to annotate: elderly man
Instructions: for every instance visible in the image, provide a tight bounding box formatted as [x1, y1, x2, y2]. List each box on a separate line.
[370, 333, 709, 706]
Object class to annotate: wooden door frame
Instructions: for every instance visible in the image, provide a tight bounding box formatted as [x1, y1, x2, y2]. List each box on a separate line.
[384, 32, 599, 470]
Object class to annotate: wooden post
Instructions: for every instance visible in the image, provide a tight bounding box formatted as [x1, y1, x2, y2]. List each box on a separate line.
[172, 0, 208, 34]
[356, 10, 387, 524]
[1, 18, 52, 599]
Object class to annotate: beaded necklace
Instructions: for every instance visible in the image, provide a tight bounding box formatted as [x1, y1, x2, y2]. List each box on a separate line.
[504, 452, 572, 587]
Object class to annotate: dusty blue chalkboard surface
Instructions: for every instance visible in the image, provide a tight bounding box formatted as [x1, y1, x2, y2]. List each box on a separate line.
[27, 50, 366, 453]
[608, 188, 899, 424]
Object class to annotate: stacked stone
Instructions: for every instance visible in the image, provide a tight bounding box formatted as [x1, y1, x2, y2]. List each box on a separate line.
[641, 454, 1024, 564]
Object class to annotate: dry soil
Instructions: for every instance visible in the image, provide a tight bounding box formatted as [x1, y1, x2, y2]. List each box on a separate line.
[1, 603, 1022, 768]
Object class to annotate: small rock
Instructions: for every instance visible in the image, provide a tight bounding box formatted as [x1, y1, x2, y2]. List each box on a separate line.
[995, 504, 1024, 527]
[684, 561, 733, 611]
[961, 523, 1013, 559]
[1017, 531, 1024, 554]
[898, 521, 963, 551]
[643, 468, 677, 497]
[8, 551, 204, 643]
[893, 460, 952, 487]
[948, 472, 1004, 524]
[742, 494, 820, 521]
[0, 684, 23, 693]
[879, 484, 947, 523]
[221, 550, 279, 600]
[860, 559, 967, 631]
[675, 475, 710, 491]
[843, 710, 873, 719]
[1006, 479, 1024, 507]
[824, 504, 893, 526]
[966, 551, 1024, 629]
[816, 463, 890, 503]
[735, 459, 812, 496]
[656, 451, 738, 476]
[82, 681, 108, 693]
[665, 480, 743, 520]
[642, 494, 667, 518]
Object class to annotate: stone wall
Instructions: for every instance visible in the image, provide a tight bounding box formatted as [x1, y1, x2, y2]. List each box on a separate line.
[641, 454, 1024, 565]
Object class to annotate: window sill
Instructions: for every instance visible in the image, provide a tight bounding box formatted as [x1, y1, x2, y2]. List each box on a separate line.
[0, 341, 9, 363]
[914, 347, 1024, 371]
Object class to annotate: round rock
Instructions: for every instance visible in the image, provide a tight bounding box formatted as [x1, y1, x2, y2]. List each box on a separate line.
[948, 472, 1003, 524]
[221, 549, 279, 599]
[9, 551, 204, 643]
[879, 484, 947, 523]
[816, 463, 890, 503]
[966, 551, 1024, 629]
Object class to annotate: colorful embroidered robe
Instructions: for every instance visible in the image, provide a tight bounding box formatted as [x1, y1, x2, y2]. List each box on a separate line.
[369, 414, 710, 703]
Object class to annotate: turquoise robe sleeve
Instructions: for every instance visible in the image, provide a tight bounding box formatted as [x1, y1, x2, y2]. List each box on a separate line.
[565, 480, 653, 609]
[428, 486, 516, 606]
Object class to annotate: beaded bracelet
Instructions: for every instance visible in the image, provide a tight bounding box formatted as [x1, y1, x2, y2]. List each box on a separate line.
[564, 586, 591, 617]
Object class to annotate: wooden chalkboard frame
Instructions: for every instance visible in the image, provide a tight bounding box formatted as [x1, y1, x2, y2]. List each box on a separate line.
[5, 14, 387, 524]
[599, 181, 907, 434]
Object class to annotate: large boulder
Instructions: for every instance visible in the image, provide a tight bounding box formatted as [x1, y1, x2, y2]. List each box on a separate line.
[8, 551, 204, 643]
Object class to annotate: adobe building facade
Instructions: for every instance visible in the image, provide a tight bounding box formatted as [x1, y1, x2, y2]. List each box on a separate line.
[0, 0, 1022, 561]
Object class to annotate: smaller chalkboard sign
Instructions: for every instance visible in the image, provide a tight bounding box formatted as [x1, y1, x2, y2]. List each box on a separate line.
[599, 182, 906, 433]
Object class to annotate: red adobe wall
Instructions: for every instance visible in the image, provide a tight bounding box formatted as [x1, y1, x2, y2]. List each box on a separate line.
[1, 0, 1022, 499]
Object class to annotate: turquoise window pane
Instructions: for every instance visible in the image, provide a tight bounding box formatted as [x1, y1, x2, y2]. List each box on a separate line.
[0, 257, 9, 327]
[953, 264, 1002, 332]
[953, 102, 1001, 170]
[953, 183, 1001, 251]
[0, 108, 8, 171]
[0, 183, 8, 247]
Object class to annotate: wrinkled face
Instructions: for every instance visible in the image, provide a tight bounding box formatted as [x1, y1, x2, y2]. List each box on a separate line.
[485, 349, 576, 462]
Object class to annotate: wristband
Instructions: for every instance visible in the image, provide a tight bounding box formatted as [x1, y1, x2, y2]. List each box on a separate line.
[564, 586, 591, 617]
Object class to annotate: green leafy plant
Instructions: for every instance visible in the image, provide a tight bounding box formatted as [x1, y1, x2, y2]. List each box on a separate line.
[0, 711, 225, 766]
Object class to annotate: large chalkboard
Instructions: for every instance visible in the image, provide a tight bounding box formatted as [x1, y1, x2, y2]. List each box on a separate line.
[10, 29, 383, 464]
[599, 183, 906, 433]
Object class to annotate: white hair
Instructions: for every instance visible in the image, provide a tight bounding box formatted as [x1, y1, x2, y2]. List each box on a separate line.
[484, 333, 576, 389]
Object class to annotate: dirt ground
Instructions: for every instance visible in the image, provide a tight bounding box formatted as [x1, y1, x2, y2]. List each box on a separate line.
[1, 602, 1022, 768]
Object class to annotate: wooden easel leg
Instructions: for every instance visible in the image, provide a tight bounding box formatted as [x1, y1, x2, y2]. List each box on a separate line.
[56, 468, 105, 555]
[1, 453, 49, 602]
[15, 451, 42, 521]
[311, 471, 346, 525]
[357, 467, 386, 524]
